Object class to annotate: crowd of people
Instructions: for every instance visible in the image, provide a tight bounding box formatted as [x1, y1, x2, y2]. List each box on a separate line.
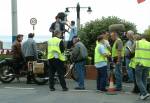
[10, 15, 150, 100]
[94, 30, 150, 100]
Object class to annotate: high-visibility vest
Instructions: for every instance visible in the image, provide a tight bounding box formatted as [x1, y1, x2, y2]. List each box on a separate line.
[94, 43, 107, 63]
[47, 37, 65, 61]
[134, 39, 150, 67]
[96, 40, 111, 55]
[105, 46, 111, 56]
[112, 38, 124, 58]
[104, 40, 111, 55]
[129, 57, 136, 69]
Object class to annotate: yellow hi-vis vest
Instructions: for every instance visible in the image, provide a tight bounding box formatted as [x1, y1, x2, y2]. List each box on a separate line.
[47, 37, 65, 61]
[112, 38, 124, 58]
[96, 40, 111, 55]
[135, 39, 150, 67]
[105, 45, 111, 56]
[94, 43, 107, 63]
[129, 57, 136, 69]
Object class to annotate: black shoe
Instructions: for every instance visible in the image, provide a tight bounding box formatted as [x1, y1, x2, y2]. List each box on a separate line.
[26, 81, 34, 84]
[147, 84, 150, 93]
[50, 88, 56, 91]
[100, 89, 107, 92]
[74, 87, 85, 90]
[62, 88, 68, 91]
[115, 88, 122, 91]
[132, 89, 140, 93]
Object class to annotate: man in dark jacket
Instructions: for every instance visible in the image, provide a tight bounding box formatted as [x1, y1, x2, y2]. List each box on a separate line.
[11, 34, 24, 80]
[71, 36, 88, 90]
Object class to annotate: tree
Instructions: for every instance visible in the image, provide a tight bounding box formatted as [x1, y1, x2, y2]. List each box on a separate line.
[144, 26, 150, 35]
[78, 16, 137, 64]
[144, 26, 150, 41]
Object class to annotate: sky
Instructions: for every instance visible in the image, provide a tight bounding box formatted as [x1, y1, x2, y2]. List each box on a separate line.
[0, 0, 150, 37]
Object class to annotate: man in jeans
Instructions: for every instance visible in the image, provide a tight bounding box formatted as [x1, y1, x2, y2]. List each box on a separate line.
[124, 30, 134, 83]
[71, 36, 88, 90]
[94, 35, 110, 91]
[134, 35, 150, 100]
[111, 31, 123, 91]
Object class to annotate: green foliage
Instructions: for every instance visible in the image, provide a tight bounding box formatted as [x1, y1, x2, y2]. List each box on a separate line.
[78, 16, 137, 64]
[144, 26, 150, 41]
[144, 26, 150, 35]
[86, 56, 92, 65]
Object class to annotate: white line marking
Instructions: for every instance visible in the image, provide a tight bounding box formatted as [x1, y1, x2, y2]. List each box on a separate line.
[4, 87, 35, 90]
[69, 89, 91, 92]
[123, 85, 132, 88]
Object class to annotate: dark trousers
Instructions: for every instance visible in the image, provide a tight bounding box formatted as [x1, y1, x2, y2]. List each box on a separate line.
[132, 69, 139, 92]
[96, 66, 108, 90]
[13, 58, 23, 75]
[48, 58, 67, 89]
[13, 58, 23, 74]
[25, 56, 35, 82]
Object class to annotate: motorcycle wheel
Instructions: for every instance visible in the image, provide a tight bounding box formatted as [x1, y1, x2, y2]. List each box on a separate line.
[32, 73, 48, 85]
[71, 65, 78, 82]
[0, 64, 15, 83]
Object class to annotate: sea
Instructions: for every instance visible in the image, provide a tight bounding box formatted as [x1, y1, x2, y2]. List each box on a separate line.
[0, 34, 70, 49]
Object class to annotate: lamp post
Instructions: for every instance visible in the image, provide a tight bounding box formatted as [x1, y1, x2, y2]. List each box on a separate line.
[65, 2, 92, 32]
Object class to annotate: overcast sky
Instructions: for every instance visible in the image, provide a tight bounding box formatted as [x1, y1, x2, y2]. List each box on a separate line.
[0, 0, 150, 37]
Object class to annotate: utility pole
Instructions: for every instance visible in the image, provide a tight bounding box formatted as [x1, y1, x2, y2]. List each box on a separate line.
[11, 0, 18, 42]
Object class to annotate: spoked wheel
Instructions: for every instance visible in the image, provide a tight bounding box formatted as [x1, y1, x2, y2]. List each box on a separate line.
[32, 73, 48, 85]
[71, 66, 78, 82]
[64, 63, 78, 81]
[0, 64, 15, 83]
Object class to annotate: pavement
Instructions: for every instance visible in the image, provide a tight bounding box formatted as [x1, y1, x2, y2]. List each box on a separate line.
[0, 78, 150, 103]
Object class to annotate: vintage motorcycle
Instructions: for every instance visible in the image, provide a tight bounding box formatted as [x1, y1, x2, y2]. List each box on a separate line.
[0, 50, 49, 85]
[0, 49, 78, 85]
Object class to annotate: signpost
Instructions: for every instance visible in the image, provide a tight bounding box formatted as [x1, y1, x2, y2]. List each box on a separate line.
[30, 18, 37, 33]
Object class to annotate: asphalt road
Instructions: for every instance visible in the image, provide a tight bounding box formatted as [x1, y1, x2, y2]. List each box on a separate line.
[0, 79, 150, 103]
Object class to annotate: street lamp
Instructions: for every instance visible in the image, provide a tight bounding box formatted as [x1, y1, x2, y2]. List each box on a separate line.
[65, 2, 92, 32]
